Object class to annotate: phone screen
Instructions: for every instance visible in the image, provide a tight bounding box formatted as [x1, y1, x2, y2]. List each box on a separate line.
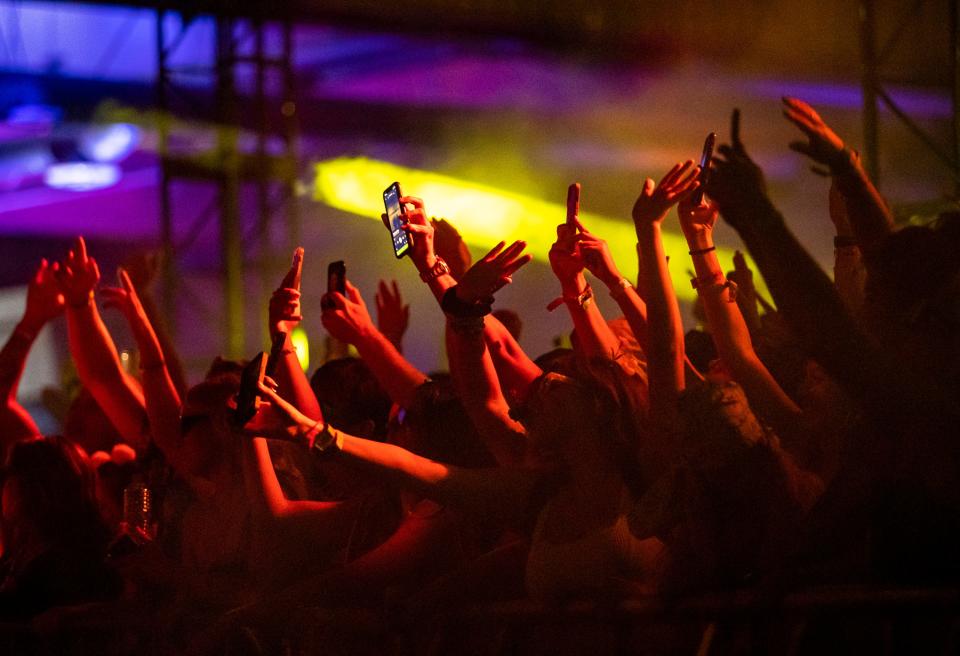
[383, 182, 410, 258]
[327, 260, 346, 295]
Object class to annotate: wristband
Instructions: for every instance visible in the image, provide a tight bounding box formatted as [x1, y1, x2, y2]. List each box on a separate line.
[419, 257, 451, 282]
[441, 286, 492, 318]
[691, 271, 724, 290]
[608, 277, 633, 299]
[309, 422, 341, 455]
[547, 285, 594, 312]
[447, 315, 485, 336]
[688, 245, 716, 256]
[833, 235, 858, 248]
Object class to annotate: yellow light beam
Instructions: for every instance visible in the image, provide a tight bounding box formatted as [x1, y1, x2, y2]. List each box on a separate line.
[313, 156, 763, 302]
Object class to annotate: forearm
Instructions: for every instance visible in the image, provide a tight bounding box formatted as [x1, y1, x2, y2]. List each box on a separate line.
[636, 224, 685, 422]
[728, 198, 883, 403]
[354, 327, 428, 410]
[833, 153, 893, 253]
[482, 315, 542, 403]
[833, 245, 867, 318]
[66, 301, 149, 448]
[0, 322, 38, 401]
[560, 274, 620, 359]
[446, 321, 527, 465]
[137, 290, 188, 395]
[272, 332, 322, 421]
[607, 276, 650, 354]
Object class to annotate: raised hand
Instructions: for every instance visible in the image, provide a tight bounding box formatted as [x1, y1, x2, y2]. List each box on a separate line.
[431, 217, 472, 280]
[548, 183, 587, 291]
[390, 196, 436, 275]
[55, 236, 101, 307]
[576, 230, 624, 289]
[781, 97, 849, 172]
[244, 377, 315, 444]
[631, 161, 700, 231]
[456, 241, 532, 305]
[22, 259, 65, 332]
[375, 279, 409, 348]
[706, 109, 770, 225]
[270, 248, 304, 337]
[100, 268, 149, 331]
[320, 280, 376, 345]
[122, 251, 161, 293]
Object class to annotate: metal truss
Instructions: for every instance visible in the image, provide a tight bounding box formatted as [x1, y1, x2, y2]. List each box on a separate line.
[155, 10, 299, 360]
[860, 0, 960, 197]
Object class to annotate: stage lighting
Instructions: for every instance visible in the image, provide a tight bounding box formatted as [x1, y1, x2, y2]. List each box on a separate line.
[313, 156, 763, 302]
[44, 162, 121, 192]
[291, 327, 310, 371]
[78, 123, 141, 163]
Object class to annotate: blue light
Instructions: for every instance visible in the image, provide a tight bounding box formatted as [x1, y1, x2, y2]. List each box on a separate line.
[78, 123, 140, 163]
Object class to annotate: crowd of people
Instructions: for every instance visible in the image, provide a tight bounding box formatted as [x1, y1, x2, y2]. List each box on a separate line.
[1, 96, 958, 653]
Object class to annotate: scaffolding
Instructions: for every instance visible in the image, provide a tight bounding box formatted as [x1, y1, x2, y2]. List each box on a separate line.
[155, 10, 299, 360]
[860, 0, 960, 197]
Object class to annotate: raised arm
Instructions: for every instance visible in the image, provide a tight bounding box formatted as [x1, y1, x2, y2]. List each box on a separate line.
[827, 180, 867, 317]
[269, 248, 322, 421]
[250, 382, 538, 526]
[547, 184, 621, 359]
[706, 109, 885, 404]
[398, 198, 541, 403]
[100, 269, 183, 467]
[782, 97, 893, 254]
[630, 163, 700, 427]
[123, 251, 188, 395]
[677, 196, 802, 434]
[0, 260, 62, 453]
[444, 241, 533, 465]
[321, 279, 427, 410]
[55, 237, 149, 451]
[374, 279, 410, 353]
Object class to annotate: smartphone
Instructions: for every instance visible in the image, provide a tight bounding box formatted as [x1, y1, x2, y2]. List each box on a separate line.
[265, 332, 287, 380]
[692, 132, 717, 206]
[233, 351, 267, 427]
[327, 260, 346, 296]
[383, 181, 411, 258]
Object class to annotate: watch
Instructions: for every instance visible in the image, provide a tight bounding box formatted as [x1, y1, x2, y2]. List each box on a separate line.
[420, 257, 450, 282]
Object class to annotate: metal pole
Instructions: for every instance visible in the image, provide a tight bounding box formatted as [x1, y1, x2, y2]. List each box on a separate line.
[156, 9, 177, 341]
[860, 0, 880, 186]
[217, 18, 245, 359]
[952, 0, 960, 196]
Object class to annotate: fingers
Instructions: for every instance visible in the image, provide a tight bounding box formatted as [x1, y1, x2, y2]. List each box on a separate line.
[90, 256, 101, 281]
[280, 247, 304, 290]
[391, 279, 401, 301]
[730, 108, 743, 152]
[344, 279, 362, 304]
[117, 267, 135, 293]
[402, 223, 431, 236]
[500, 253, 533, 278]
[400, 196, 424, 211]
[481, 241, 507, 263]
[75, 236, 88, 261]
[657, 161, 687, 188]
[781, 96, 821, 123]
[733, 250, 748, 271]
[262, 375, 279, 391]
[566, 183, 581, 228]
[495, 240, 527, 266]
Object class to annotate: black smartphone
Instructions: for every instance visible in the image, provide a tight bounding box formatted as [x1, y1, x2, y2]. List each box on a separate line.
[328, 260, 346, 296]
[383, 181, 411, 259]
[692, 132, 717, 206]
[265, 332, 287, 380]
[233, 351, 267, 427]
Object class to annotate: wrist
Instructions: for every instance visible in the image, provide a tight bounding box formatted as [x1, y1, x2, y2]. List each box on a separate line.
[598, 268, 624, 291]
[66, 293, 94, 310]
[415, 253, 439, 276]
[683, 231, 714, 252]
[559, 273, 588, 297]
[634, 222, 662, 242]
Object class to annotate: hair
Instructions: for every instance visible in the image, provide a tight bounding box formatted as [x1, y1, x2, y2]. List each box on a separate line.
[2, 436, 109, 554]
[402, 375, 495, 469]
[311, 357, 392, 439]
[529, 358, 649, 499]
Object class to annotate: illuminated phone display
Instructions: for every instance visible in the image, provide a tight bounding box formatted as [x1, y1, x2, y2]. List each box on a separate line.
[383, 182, 410, 258]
